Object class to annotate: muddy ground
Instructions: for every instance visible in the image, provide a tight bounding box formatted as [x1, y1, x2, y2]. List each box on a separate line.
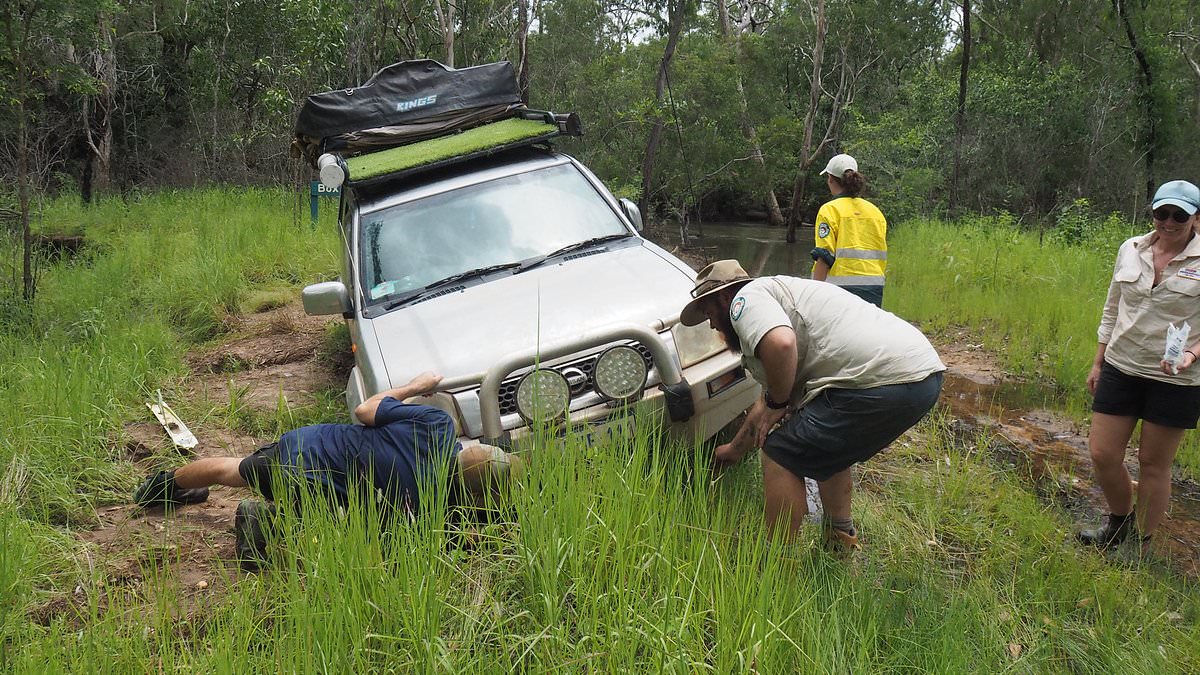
[39, 299, 1200, 628]
[52, 304, 340, 626]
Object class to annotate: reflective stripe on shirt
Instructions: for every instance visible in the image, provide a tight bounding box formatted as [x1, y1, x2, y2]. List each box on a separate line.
[827, 275, 886, 286]
[834, 249, 888, 260]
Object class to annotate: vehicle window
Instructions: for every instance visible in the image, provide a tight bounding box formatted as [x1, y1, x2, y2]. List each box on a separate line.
[360, 163, 628, 302]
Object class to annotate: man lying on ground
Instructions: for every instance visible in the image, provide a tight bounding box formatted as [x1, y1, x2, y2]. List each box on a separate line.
[132, 371, 519, 568]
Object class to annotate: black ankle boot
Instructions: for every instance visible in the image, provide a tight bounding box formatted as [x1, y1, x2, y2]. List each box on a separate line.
[133, 470, 209, 507]
[235, 499, 276, 571]
[1078, 512, 1135, 549]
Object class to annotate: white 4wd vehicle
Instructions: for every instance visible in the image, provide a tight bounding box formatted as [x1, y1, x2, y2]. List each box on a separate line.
[295, 61, 758, 446]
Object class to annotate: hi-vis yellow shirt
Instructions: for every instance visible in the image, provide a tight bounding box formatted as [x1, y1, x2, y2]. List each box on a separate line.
[811, 196, 887, 287]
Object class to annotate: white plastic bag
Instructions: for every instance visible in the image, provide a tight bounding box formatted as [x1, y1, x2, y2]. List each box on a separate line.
[1164, 321, 1191, 375]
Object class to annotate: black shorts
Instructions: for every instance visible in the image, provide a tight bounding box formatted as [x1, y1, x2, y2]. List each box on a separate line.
[763, 371, 943, 482]
[238, 442, 285, 501]
[1091, 361, 1200, 429]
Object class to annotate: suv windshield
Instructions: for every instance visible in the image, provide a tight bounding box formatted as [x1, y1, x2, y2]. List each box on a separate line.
[360, 163, 629, 303]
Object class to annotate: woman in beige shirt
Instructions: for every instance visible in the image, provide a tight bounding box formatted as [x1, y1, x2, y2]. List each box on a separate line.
[1080, 180, 1200, 551]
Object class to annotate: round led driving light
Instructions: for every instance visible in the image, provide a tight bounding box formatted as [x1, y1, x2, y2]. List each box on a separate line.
[515, 368, 571, 422]
[593, 345, 649, 402]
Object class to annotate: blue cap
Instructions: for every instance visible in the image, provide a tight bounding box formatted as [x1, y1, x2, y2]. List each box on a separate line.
[1152, 180, 1200, 215]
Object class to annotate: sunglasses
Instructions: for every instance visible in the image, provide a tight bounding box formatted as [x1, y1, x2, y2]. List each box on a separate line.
[1153, 207, 1193, 224]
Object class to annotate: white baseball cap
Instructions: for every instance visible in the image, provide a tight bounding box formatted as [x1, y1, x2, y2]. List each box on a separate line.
[820, 153, 858, 177]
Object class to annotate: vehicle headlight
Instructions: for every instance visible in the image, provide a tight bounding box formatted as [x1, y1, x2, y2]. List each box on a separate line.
[593, 345, 648, 402]
[671, 321, 726, 368]
[515, 368, 571, 423]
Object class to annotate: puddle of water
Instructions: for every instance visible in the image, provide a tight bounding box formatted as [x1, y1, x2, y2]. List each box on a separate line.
[942, 372, 1200, 576]
[691, 222, 814, 278]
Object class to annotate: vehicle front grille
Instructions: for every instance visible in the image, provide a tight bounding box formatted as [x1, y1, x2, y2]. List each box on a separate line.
[498, 341, 655, 417]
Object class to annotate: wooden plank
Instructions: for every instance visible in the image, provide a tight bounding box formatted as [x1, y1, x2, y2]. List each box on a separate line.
[146, 393, 198, 450]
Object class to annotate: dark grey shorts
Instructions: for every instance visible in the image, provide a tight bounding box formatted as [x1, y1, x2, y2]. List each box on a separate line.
[763, 371, 943, 481]
[842, 285, 884, 308]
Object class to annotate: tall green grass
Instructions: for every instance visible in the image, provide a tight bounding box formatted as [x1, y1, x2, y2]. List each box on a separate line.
[887, 215, 1200, 475]
[9, 417, 1200, 671]
[0, 189, 338, 525]
[3, 196, 1199, 671]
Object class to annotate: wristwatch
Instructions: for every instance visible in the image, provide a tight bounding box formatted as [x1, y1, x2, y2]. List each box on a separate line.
[764, 392, 789, 410]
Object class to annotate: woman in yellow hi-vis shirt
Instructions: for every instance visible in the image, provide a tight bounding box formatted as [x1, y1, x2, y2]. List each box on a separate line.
[810, 153, 888, 307]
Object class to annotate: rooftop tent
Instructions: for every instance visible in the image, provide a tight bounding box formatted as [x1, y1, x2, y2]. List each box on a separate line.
[293, 60, 524, 166]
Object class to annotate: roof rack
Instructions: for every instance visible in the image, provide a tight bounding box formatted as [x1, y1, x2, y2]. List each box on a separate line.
[336, 109, 582, 188]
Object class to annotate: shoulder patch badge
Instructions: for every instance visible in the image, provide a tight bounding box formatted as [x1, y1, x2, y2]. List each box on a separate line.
[731, 296, 746, 321]
[818, 222, 830, 238]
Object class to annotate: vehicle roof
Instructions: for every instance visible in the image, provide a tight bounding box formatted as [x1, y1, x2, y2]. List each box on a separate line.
[351, 147, 574, 214]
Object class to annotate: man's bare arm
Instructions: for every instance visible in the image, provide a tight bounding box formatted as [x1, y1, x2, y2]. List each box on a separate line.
[354, 371, 443, 426]
[811, 258, 831, 282]
[755, 326, 798, 406]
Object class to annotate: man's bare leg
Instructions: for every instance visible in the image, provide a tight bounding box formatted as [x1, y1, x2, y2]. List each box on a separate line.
[816, 469, 853, 522]
[173, 457, 248, 490]
[761, 451, 808, 541]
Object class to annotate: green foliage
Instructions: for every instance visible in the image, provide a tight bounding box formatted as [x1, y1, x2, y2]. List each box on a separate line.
[1051, 198, 1140, 249]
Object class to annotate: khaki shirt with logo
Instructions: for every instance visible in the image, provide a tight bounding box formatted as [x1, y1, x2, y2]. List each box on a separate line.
[731, 277, 945, 407]
[1099, 232, 1200, 385]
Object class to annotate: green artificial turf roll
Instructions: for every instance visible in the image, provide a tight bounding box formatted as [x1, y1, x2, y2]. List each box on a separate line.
[345, 118, 558, 180]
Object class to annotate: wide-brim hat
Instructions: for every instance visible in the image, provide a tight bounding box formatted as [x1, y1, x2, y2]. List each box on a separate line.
[680, 259, 754, 326]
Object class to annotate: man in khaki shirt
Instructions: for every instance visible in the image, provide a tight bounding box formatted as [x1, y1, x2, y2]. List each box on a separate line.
[681, 260, 944, 551]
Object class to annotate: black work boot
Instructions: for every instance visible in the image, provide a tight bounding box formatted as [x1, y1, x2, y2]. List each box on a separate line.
[133, 470, 209, 507]
[1078, 512, 1135, 549]
[235, 499, 276, 572]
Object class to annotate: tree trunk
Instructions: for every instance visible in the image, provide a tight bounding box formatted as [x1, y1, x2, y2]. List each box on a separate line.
[716, 0, 730, 39]
[727, 1, 784, 228]
[517, 0, 530, 103]
[1113, 0, 1155, 200]
[83, 9, 116, 200]
[18, 97, 34, 302]
[785, 0, 827, 244]
[639, 0, 687, 235]
[434, 0, 456, 67]
[950, 0, 971, 214]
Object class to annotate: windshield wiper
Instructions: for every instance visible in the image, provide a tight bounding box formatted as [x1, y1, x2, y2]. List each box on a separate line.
[517, 233, 633, 273]
[383, 262, 521, 310]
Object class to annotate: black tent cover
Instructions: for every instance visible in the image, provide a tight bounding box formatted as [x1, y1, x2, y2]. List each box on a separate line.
[295, 60, 521, 140]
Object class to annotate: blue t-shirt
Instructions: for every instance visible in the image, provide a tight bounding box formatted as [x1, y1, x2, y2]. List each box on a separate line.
[275, 399, 461, 510]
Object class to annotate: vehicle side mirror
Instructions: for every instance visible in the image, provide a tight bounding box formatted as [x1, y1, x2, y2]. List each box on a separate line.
[303, 281, 352, 316]
[619, 198, 643, 232]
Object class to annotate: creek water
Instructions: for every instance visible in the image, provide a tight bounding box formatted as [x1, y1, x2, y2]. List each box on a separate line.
[686, 221, 814, 278]
[692, 221, 1200, 573]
